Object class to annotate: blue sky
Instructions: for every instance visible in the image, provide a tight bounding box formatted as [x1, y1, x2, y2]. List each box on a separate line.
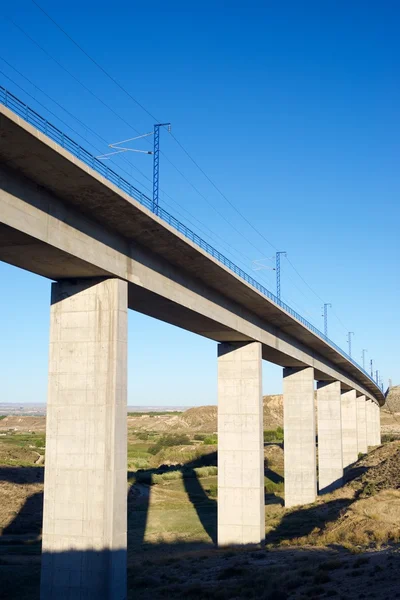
[0, 1, 399, 405]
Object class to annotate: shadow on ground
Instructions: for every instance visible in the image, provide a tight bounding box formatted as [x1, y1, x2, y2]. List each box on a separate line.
[0, 455, 377, 599]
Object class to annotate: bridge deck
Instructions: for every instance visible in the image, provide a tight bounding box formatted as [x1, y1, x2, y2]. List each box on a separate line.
[0, 101, 384, 405]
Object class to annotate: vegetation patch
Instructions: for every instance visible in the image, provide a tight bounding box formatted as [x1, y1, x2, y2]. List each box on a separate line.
[264, 427, 284, 443]
[149, 434, 192, 455]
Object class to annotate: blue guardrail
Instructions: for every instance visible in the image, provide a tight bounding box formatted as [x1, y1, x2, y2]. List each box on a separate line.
[0, 84, 379, 389]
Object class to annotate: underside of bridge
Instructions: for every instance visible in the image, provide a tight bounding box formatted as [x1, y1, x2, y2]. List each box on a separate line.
[0, 100, 384, 599]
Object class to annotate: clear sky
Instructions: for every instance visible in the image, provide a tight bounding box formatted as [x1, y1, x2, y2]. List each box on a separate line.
[0, 1, 399, 405]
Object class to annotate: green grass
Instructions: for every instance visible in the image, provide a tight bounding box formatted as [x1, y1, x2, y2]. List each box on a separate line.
[0, 432, 45, 449]
[127, 444, 152, 469]
[149, 434, 191, 455]
[203, 435, 217, 445]
[264, 427, 284, 443]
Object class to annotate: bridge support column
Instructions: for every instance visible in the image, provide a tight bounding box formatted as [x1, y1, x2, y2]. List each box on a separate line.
[217, 341, 264, 545]
[41, 278, 128, 600]
[366, 399, 375, 448]
[317, 381, 343, 494]
[356, 395, 368, 455]
[375, 402, 381, 445]
[284, 367, 316, 507]
[341, 390, 358, 468]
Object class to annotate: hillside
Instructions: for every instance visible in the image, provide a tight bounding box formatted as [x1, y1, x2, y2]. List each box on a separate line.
[386, 385, 400, 412]
[127, 395, 284, 433]
[0, 416, 46, 432]
[380, 385, 400, 435]
[1, 432, 400, 599]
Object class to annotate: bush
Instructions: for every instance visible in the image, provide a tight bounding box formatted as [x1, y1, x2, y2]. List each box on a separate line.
[265, 479, 284, 494]
[194, 434, 206, 441]
[206, 483, 218, 497]
[203, 435, 218, 445]
[149, 433, 191, 455]
[264, 427, 284, 443]
[153, 471, 182, 484]
[194, 466, 218, 478]
[130, 457, 150, 469]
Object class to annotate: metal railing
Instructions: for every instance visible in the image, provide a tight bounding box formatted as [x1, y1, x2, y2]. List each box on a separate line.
[0, 85, 379, 389]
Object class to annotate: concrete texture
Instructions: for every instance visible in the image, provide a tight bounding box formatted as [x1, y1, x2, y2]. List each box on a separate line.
[217, 341, 264, 545]
[341, 390, 358, 468]
[366, 399, 375, 447]
[0, 105, 384, 408]
[40, 278, 128, 600]
[317, 381, 343, 494]
[284, 367, 316, 507]
[356, 396, 368, 454]
[375, 403, 382, 445]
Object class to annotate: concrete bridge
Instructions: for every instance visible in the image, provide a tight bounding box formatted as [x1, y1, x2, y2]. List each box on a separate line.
[0, 88, 384, 599]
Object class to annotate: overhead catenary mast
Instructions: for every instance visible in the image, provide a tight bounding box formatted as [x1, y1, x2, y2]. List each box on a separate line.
[97, 122, 171, 216]
[322, 303, 332, 338]
[347, 331, 354, 357]
[275, 251, 287, 301]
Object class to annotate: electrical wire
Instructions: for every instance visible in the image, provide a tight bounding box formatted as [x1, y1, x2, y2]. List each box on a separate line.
[0, 59, 269, 278]
[5, 9, 274, 261]
[12, 1, 363, 349]
[26, 1, 331, 293]
[0, 58, 151, 191]
[169, 132, 277, 251]
[31, 0, 159, 123]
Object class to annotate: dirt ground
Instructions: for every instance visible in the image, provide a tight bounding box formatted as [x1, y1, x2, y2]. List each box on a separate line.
[1, 424, 400, 599]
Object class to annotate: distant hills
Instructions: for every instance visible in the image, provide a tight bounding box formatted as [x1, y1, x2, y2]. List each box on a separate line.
[0, 395, 285, 433]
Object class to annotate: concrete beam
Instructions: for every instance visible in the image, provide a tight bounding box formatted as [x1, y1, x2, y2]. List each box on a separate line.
[317, 381, 343, 494]
[0, 156, 384, 406]
[341, 390, 358, 468]
[217, 341, 264, 545]
[40, 278, 127, 600]
[356, 395, 368, 454]
[284, 367, 316, 507]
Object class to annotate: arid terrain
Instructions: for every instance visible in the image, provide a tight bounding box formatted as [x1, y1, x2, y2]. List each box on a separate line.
[0, 391, 399, 599]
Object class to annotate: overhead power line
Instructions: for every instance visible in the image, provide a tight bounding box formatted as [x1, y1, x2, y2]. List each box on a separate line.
[3, 13, 272, 261]
[20, 1, 366, 356]
[30, 0, 159, 123]
[169, 132, 277, 251]
[28, 0, 277, 252]
[0, 62, 262, 277]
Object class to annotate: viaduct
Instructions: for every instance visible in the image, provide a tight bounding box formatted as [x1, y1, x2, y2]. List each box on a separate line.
[0, 87, 384, 599]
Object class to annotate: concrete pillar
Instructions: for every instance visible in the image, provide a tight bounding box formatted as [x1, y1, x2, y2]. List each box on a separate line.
[372, 402, 377, 445]
[356, 395, 368, 455]
[366, 398, 375, 448]
[376, 403, 381, 445]
[284, 366, 316, 507]
[341, 389, 358, 468]
[41, 278, 128, 600]
[317, 381, 343, 494]
[217, 341, 264, 546]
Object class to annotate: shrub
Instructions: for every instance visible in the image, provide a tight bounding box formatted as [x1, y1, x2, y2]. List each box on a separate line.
[318, 560, 344, 571]
[203, 435, 218, 445]
[153, 471, 182, 484]
[264, 427, 284, 443]
[149, 433, 191, 455]
[206, 483, 218, 497]
[130, 457, 150, 469]
[194, 466, 218, 478]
